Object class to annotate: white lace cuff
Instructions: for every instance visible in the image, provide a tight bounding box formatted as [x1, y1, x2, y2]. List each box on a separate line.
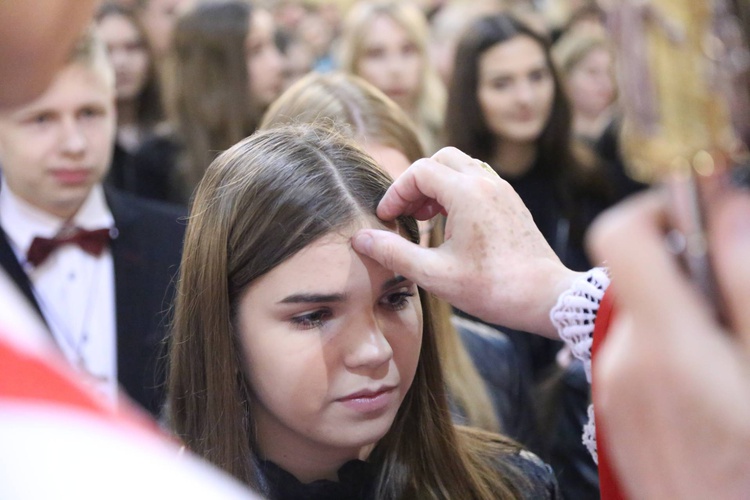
[550, 268, 610, 464]
[583, 404, 598, 465]
[549, 267, 610, 383]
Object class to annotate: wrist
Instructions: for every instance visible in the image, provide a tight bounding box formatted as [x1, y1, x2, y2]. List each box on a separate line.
[535, 266, 589, 338]
[550, 267, 611, 382]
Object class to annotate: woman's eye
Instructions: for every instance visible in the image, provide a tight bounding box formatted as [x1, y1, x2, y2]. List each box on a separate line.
[490, 78, 511, 90]
[381, 291, 415, 311]
[364, 47, 385, 60]
[401, 43, 418, 56]
[31, 112, 54, 125]
[529, 68, 549, 82]
[290, 309, 332, 330]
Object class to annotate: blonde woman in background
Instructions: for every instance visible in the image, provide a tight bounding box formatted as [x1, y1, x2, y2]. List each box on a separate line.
[553, 31, 646, 201]
[260, 71, 542, 452]
[553, 32, 616, 144]
[337, 0, 446, 154]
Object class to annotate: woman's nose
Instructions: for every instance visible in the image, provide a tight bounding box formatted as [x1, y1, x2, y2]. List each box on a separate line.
[343, 315, 394, 370]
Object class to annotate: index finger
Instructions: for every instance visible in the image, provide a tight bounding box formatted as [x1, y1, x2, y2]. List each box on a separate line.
[377, 158, 461, 221]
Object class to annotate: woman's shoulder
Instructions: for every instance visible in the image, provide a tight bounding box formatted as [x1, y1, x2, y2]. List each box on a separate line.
[458, 427, 561, 499]
[504, 449, 561, 499]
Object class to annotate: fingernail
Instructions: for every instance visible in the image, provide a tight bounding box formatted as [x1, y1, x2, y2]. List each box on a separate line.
[352, 232, 373, 254]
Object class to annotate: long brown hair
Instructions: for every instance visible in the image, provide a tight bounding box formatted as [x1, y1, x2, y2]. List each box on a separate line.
[261, 71, 501, 433]
[446, 13, 574, 182]
[168, 124, 529, 498]
[162, 1, 263, 199]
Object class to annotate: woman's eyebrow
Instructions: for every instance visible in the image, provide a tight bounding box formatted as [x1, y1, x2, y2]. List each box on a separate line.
[381, 275, 408, 291]
[277, 277, 409, 304]
[278, 292, 348, 304]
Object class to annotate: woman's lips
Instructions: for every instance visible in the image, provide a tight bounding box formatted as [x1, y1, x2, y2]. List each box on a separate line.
[337, 386, 397, 414]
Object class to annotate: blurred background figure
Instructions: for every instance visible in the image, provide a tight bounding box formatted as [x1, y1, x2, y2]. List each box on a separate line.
[428, 0, 501, 86]
[277, 31, 316, 90]
[553, 31, 616, 145]
[446, 12, 613, 273]
[294, 3, 339, 72]
[134, 0, 196, 62]
[338, 0, 446, 154]
[130, 0, 284, 205]
[0, 28, 185, 416]
[553, 29, 646, 201]
[95, 2, 164, 191]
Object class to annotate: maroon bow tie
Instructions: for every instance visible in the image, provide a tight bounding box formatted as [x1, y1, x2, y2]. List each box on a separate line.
[27, 227, 112, 267]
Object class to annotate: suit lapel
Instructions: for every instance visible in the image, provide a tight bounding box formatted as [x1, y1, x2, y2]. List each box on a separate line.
[0, 228, 47, 323]
[106, 189, 148, 397]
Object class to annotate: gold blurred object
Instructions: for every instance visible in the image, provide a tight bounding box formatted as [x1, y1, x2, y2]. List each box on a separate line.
[608, 0, 748, 183]
[607, 0, 750, 311]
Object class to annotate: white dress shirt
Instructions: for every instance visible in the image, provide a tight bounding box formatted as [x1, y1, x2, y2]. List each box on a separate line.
[0, 185, 118, 405]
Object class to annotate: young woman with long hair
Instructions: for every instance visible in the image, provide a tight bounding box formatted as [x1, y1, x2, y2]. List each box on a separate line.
[259, 71, 542, 449]
[167, 124, 558, 499]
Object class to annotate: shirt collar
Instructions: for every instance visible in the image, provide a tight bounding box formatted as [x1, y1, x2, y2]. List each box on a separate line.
[0, 184, 114, 256]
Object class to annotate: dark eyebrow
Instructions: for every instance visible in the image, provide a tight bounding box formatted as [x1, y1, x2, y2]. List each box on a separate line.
[382, 275, 408, 291]
[278, 293, 347, 304]
[277, 276, 409, 304]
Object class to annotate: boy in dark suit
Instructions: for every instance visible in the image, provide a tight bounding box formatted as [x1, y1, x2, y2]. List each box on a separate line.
[0, 29, 184, 416]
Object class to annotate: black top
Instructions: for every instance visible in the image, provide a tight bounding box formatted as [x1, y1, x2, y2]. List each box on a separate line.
[505, 160, 599, 272]
[258, 451, 560, 500]
[259, 460, 376, 500]
[593, 119, 648, 202]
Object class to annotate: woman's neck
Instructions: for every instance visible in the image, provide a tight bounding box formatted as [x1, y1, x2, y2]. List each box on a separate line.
[491, 140, 537, 178]
[574, 107, 612, 141]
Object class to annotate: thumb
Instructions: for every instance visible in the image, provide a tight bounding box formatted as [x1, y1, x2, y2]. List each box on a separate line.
[352, 229, 438, 287]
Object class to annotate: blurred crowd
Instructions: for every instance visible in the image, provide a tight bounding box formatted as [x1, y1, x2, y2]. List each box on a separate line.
[2, 0, 749, 498]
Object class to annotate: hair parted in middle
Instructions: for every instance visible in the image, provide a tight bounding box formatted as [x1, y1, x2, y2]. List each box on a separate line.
[261, 70, 503, 434]
[260, 71, 424, 163]
[168, 123, 530, 499]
